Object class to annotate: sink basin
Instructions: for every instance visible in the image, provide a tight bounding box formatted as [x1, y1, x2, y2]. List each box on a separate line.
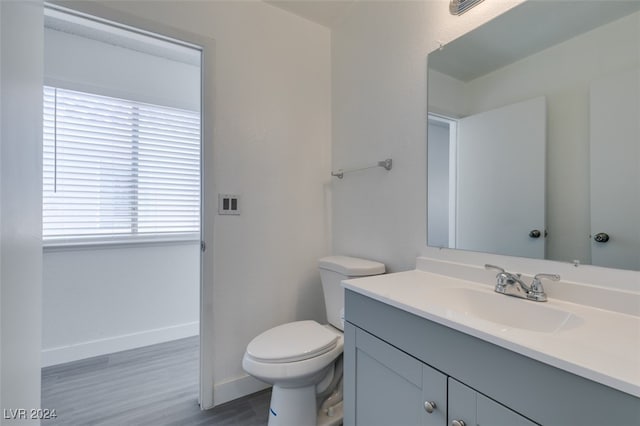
[431, 287, 584, 333]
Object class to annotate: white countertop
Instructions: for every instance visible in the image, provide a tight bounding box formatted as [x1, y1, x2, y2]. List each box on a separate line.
[343, 269, 640, 398]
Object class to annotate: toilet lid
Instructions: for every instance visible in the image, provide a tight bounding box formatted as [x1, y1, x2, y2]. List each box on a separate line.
[246, 320, 339, 363]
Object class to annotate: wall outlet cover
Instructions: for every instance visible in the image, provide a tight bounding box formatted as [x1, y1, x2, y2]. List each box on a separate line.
[218, 194, 240, 215]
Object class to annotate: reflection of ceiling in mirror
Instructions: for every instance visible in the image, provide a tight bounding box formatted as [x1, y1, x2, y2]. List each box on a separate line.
[429, 1, 640, 82]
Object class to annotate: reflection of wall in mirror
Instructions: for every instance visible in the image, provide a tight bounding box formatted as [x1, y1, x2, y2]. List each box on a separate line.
[590, 68, 640, 271]
[428, 11, 640, 267]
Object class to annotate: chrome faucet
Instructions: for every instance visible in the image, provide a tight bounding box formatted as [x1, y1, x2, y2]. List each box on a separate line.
[485, 264, 560, 302]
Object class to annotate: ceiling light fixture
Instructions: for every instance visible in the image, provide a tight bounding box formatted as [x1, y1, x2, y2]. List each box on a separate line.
[450, 0, 485, 15]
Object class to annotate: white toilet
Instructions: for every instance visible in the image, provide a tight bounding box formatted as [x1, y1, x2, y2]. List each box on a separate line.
[242, 256, 385, 426]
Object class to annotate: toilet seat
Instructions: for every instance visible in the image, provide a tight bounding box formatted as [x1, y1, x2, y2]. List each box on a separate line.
[246, 320, 339, 363]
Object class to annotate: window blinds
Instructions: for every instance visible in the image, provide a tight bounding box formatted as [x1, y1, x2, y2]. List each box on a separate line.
[43, 86, 201, 243]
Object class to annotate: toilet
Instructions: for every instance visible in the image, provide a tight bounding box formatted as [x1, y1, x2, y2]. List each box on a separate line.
[242, 256, 385, 426]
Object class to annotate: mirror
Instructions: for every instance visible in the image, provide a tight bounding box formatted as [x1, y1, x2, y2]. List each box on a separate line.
[427, 1, 640, 271]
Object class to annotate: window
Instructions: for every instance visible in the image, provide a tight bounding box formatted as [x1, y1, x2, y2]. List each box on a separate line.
[43, 86, 201, 244]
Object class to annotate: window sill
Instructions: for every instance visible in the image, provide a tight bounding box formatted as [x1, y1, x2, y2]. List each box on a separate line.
[43, 234, 200, 252]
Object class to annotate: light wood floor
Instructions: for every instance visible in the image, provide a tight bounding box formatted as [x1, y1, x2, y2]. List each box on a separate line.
[42, 337, 271, 425]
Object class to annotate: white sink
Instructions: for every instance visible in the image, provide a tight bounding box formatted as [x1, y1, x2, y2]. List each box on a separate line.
[342, 267, 640, 398]
[431, 287, 584, 333]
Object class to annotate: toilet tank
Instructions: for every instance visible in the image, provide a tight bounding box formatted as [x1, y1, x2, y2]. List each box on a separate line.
[318, 256, 385, 330]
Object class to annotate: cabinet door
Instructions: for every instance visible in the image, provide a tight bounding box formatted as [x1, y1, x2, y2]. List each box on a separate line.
[448, 378, 477, 426]
[449, 378, 538, 426]
[352, 327, 446, 426]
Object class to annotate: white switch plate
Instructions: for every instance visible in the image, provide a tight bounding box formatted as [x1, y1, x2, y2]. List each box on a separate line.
[218, 194, 240, 215]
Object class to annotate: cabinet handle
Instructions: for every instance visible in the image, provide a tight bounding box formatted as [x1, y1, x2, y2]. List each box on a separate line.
[529, 229, 541, 238]
[593, 232, 610, 243]
[424, 401, 437, 413]
[451, 420, 466, 426]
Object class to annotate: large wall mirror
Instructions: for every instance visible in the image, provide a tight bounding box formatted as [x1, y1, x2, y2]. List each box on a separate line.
[427, 1, 640, 271]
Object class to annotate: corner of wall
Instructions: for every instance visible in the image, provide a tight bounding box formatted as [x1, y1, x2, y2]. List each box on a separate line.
[0, 0, 44, 418]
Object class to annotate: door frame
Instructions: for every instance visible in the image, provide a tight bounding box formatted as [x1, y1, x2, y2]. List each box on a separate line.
[43, 2, 217, 409]
[428, 113, 458, 248]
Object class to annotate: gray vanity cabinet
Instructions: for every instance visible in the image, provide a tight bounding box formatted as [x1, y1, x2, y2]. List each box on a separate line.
[345, 322, 535, 426]
[344, 289, 640, 426]
[347, 325, 447, 426]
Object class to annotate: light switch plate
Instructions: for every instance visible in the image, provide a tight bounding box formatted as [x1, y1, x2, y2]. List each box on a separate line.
[218, 194, 240, 215]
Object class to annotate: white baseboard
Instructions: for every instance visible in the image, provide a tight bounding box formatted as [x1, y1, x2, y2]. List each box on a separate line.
[212, 374, 271, 408]
[42, 322, 199, 367]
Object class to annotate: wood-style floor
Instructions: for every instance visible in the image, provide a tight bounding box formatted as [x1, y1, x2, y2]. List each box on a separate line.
[41, 337, 271, 425]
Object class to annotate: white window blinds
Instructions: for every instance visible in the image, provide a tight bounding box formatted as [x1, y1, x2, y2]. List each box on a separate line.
[43, 86, 201, 244]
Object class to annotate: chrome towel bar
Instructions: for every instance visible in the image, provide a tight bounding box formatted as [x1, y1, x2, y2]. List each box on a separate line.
[331, 158, 392, 179]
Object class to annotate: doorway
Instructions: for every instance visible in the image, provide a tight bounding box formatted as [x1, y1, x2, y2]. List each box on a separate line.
[41, 2, 204, 412]
[427, 113, 457, 248]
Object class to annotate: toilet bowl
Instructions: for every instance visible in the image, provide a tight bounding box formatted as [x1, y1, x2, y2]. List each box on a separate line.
[242, 256, 385, 426]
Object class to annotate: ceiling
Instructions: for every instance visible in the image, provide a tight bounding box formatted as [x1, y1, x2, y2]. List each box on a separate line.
[429, 0, 640, 82]
[266, 1, 640, 80]
[264, 0, 357, 28]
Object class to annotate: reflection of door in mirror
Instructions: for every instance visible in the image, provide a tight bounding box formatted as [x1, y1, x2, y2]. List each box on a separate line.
[429, 97, 547, 259]
[590, 67, 640, 270]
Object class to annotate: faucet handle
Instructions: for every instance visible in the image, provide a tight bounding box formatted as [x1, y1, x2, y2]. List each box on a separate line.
[484, 264, 505, 274]
[533, 273, 560, 282]
[485, 264, 510, 289]
[531, 273, 560, 294]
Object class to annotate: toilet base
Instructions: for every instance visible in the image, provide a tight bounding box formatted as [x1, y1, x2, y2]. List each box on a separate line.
[267, 384, 344, 426]
[268, 384, 317, 426]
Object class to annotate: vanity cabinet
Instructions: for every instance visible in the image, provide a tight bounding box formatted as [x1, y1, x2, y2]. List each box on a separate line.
[347, 323, 535, 426]
[344, 290, 640, 426]
[350, 325, 447, 426]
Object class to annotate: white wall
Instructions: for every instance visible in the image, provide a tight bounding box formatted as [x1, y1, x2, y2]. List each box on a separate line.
[428, 69, 466, 118]
[42, 23, 202, 366]
[56, 0, 332, 406]
[0, 1, 43, 422]
[42, 243, 200, 366]
[331, 0, 523, 272]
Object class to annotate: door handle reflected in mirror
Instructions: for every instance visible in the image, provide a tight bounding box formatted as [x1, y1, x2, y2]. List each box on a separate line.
[593, 232, 610, 243]
[529, 229, 541, 238]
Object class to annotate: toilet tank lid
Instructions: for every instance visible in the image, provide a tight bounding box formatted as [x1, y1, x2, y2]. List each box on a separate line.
[318, 256, 385, 276]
